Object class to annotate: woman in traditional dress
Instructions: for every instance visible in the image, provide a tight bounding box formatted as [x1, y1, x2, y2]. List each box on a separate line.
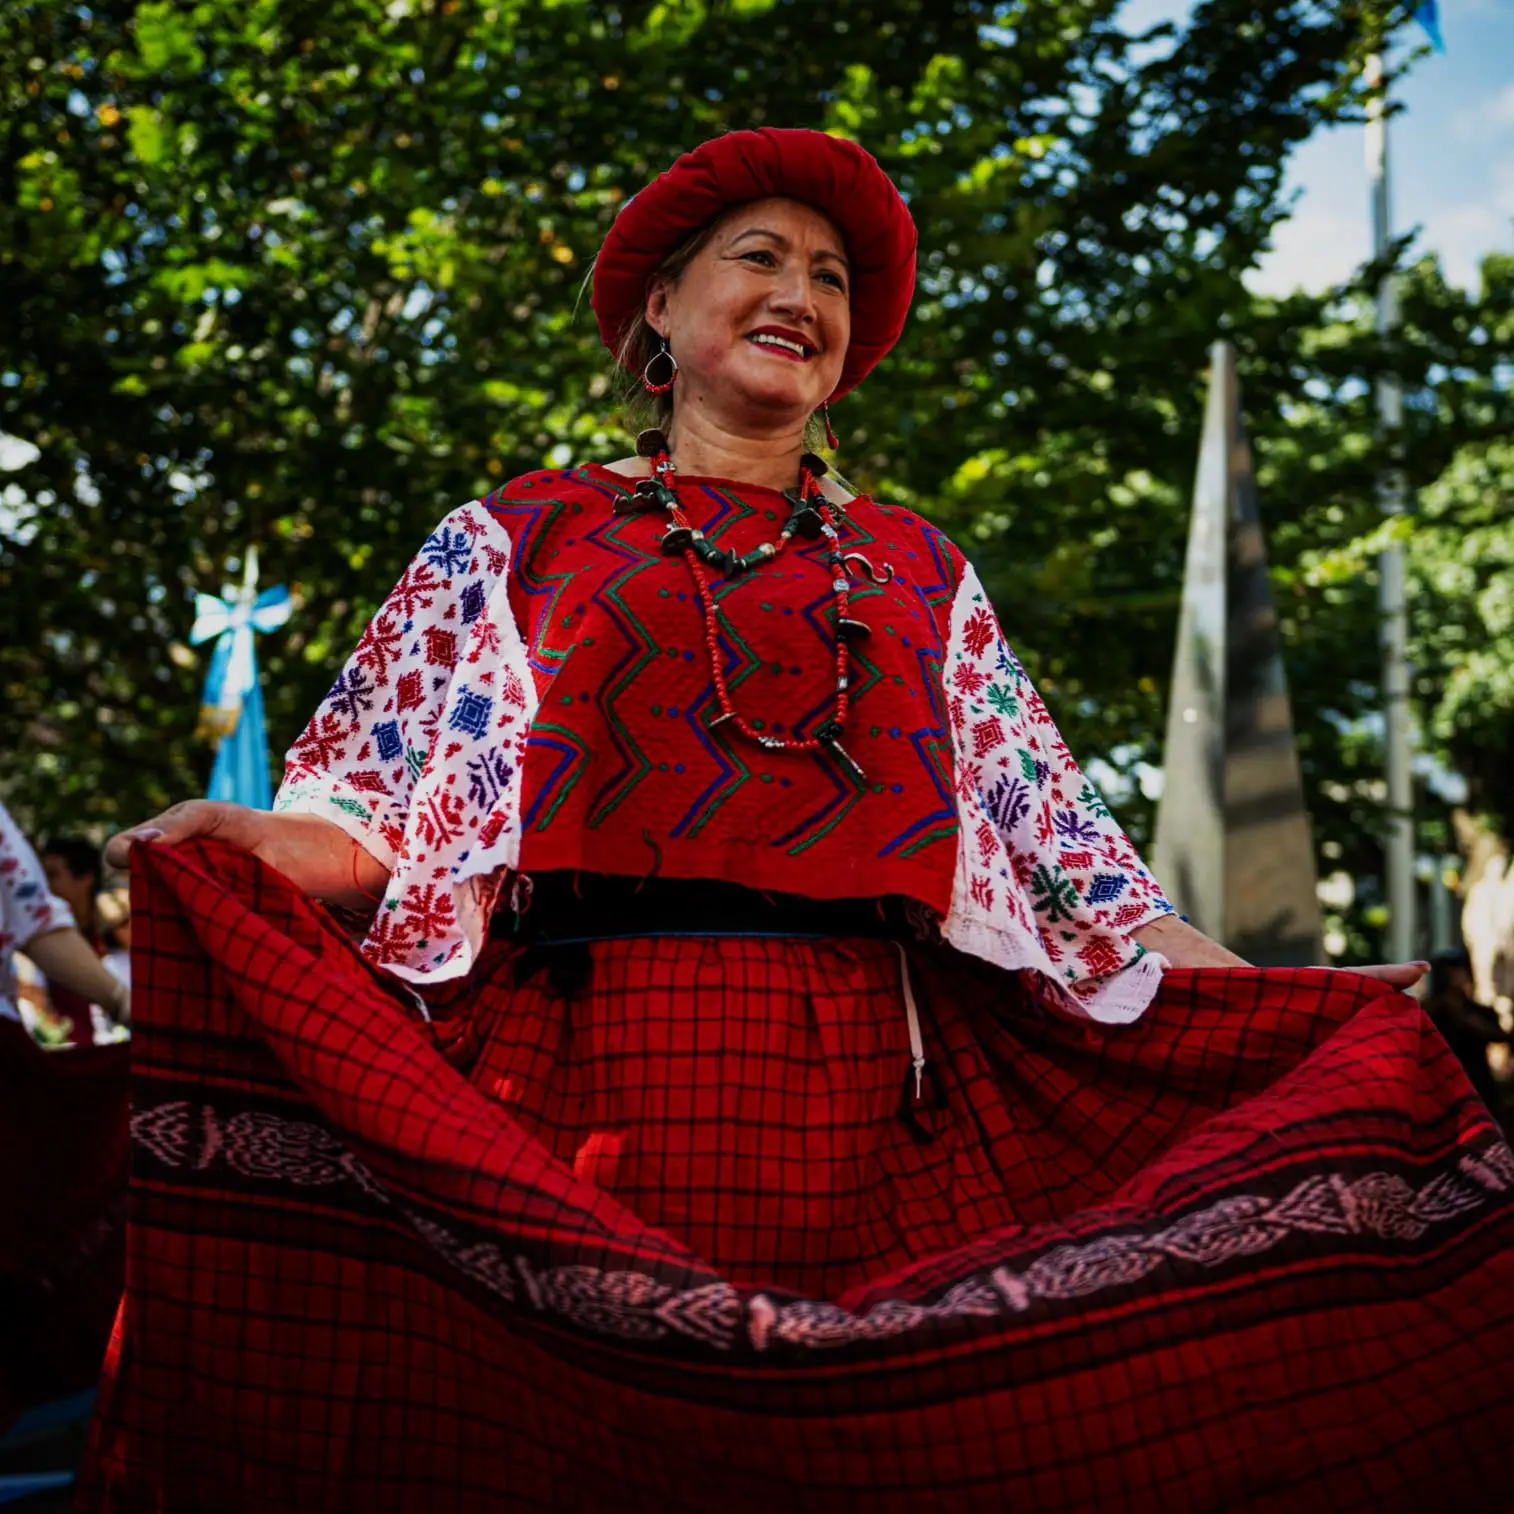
[89, 130, 1514, 1512]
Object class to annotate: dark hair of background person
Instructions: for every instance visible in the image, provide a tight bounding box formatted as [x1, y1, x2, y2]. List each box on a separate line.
[1428, 948, 1473, 1002]
[40, 835, 103, 886]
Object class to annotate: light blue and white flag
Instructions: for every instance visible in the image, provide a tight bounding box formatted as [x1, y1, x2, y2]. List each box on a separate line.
[189, 548, 292, 810]
[1415, 1, 1445, 52]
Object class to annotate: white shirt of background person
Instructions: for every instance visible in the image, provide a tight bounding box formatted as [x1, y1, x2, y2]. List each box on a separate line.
[0, 801, 77, 1025]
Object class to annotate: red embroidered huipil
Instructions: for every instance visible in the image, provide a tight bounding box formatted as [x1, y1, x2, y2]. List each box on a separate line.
[277, 466, 1173, 1020]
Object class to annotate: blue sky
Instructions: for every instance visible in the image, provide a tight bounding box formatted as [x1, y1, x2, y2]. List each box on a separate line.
[1120, 0, 1514, 294]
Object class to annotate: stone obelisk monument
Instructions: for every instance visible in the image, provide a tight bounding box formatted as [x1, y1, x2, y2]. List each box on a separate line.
[1152, 341, 1324, 966]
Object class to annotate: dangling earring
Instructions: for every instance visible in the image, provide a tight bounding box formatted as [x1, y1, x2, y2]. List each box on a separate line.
[642, 337, 678, 397]
[821, 402, 839, 451]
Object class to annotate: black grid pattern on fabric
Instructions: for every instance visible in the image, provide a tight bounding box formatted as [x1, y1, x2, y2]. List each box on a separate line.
[75, 839, 1514, 1514]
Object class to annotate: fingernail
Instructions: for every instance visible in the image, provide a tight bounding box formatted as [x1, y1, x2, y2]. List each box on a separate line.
[135, 828, 164, 842]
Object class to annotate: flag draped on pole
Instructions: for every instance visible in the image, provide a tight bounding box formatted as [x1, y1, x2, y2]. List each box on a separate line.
[1415, 1, 1445, 51]
[189, 548, 292, 810]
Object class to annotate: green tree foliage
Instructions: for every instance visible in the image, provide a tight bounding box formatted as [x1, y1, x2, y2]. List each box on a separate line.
[1220, 255, 1514, 952]
[0, 0, 1428, 881]
[1406, 260, 1514, 828]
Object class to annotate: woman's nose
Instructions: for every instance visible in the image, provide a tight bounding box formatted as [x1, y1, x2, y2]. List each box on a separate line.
[768, 268, 818, 324]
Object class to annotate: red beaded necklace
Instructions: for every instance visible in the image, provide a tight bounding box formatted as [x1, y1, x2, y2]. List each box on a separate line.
[617, 429, 878, 784]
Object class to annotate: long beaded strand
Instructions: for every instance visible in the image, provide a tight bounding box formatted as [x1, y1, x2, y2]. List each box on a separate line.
[622, 430, 871, 783]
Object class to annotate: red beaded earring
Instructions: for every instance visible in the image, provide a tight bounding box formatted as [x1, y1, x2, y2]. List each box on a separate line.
[642, 337, 678, 396]
[820, 402, 839, 450]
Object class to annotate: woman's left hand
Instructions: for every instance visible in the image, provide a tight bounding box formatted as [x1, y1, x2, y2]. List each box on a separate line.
[1133, 916, 1430, 992]
[1338, 961, 1430, 991]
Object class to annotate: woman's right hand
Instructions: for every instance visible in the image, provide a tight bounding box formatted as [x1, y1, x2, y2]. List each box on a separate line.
[105, 805, 389, 911]
[104, 800, 265, 870]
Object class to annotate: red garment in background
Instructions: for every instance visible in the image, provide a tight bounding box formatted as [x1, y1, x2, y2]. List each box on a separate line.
[0, 1018, 128, 1434]
[81, 841, 1514, 1512]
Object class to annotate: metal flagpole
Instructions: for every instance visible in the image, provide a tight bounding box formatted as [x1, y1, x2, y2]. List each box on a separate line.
[1366, 50, 1416, 964]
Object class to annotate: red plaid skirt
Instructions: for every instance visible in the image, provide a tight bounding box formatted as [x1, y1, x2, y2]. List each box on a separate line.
[80, 842, 1514, 1512]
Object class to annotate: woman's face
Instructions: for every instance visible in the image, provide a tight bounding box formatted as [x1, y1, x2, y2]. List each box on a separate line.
[647, 197, 851, 429]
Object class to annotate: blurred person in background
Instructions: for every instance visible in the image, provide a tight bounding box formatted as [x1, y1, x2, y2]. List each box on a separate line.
[1, 807, 128, 1036]
[40, 836, 103, 944]
[38, 836, 128, 1044]
[97, 885, 132, 988]
[1426, 947, 1511, 1119]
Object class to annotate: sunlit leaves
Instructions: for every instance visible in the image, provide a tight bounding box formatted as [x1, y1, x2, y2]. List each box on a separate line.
[0, 0, 1426, 867]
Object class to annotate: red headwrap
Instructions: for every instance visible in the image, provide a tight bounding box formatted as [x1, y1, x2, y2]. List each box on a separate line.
[592, 128, 917, 402]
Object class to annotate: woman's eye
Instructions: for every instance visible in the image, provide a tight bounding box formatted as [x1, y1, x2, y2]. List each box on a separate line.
[741, 250, 776, 267]
[818, 271, 847, 292]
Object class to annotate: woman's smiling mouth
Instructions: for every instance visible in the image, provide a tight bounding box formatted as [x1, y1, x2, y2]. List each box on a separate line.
[746, 327, 817, 362]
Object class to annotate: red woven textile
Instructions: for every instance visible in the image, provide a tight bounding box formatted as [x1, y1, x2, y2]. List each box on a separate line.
[0, 1018, 127, 1433]
[82, 841, 1514, 1512]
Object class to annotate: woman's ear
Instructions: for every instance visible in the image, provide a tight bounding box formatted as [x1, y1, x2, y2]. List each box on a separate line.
[645, 283, 670, 340]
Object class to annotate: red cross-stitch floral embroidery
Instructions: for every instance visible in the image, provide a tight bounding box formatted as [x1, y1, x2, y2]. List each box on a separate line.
[289, 712, 352, 771]
[390, 561, 443, 620]
[424, 627, 459, 669]
[961, 608, 997, 660]
[355, 612, 405, 681]
[396, 671, 425, 713]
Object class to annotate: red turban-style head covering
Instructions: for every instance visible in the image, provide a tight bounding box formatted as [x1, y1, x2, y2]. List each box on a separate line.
[592, 128, 917, 402]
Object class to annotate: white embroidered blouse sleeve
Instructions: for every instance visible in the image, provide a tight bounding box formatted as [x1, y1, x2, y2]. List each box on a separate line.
[0, 801, 75, 1019]
[275, 501, 538, 984]
[939, 562, 1174, 1024]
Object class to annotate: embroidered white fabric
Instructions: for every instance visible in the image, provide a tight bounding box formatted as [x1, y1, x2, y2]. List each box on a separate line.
[937, 564, 1172, 1022]
[275, 502, 538, 982]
